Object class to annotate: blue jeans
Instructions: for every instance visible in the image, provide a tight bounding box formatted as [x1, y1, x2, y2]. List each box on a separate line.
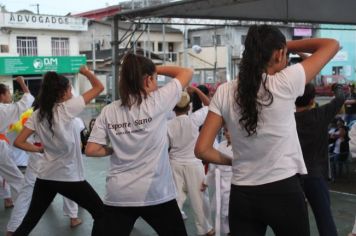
[302, 176, 337, 236]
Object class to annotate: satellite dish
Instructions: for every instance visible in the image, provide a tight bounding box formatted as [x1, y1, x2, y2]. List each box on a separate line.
[192, 45, 202, 54]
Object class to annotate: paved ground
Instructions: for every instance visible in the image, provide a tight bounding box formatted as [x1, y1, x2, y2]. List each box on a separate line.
[1, 157, 356, 236]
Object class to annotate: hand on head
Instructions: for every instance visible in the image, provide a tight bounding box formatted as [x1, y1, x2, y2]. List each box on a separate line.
[79, 65, 90, 75]
[15, 76, 25, 84]
[186, 86, 196, 95]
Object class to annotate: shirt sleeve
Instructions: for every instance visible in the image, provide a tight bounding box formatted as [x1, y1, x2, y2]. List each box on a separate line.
[88, 108, 108, 145]
[153, 79, 182, 113]
[17, 93, 35, 112]
[63, 96, 86, 118]
[209, 83, 225, 117]
[190, 106, 208, 127]
[273, 63, 306, 99]
[0, 93, 34, 132]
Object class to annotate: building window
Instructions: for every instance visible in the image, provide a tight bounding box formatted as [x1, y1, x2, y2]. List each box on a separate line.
[213, 35, 221, 46]
[168, 42, 174, 52]
[151, 42, 155, 52]
[158, 42, 163, 52]
[51, 37, 69, 56]
[332, 66, 344, 75]
[192, 36, 201, 46]
[17, 37, 38, 56]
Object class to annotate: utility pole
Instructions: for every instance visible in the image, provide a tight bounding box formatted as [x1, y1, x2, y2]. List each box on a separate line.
[92, 31, 96, 71]
[162, 20, 166, 64]
[30, 4, 39, 14]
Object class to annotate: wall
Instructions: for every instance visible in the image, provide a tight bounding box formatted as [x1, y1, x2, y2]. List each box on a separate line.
[317, 24, 356, 82]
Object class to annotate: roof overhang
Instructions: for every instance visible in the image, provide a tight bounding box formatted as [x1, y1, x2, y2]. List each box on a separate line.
[113, 0, 356, 25]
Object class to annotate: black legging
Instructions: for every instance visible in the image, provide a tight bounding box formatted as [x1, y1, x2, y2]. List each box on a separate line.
[13, 178, 105, 236]
[104, 199, 188, 236]
[229, 175, 310, 236]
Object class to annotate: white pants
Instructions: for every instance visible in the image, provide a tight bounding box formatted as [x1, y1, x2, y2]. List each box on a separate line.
[171, 161, 213, 235]
[210, 169, 232, 235]
[0, 176, 12, 199]
[0, 140, 24, 201]
[7, 152, 78, 232]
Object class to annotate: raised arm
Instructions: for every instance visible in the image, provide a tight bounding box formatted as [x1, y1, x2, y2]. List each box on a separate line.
[187, 86, 210, 106]
[287, 38, 339, 84]
[80, 66, 104, 104]
[156, 66, 193, 89]
[16, 76, 30, 94]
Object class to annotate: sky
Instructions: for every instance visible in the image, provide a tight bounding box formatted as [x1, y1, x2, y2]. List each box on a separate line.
[0, 0, 126, 16]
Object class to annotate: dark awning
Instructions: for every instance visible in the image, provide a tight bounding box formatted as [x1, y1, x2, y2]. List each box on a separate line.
[114, 0, 356, 25]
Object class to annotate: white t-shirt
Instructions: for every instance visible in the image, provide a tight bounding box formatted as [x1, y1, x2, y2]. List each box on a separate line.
[7, 132, 29, 166]
[0, 93, 34, 133]
[88, 79, 182, 207]
[25, 96, 86, 182]
[168, 106, 208, 164]
[209, 63, 307, 186]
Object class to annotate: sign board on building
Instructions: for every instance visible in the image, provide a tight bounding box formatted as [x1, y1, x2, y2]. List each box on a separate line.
[0, 56, 86, 75]
[1, 13, 88, 31]
[293, 28, 312, 37]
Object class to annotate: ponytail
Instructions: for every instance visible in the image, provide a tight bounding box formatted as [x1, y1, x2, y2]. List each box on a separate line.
[236, 25, 286, 136]
[37, 72, 69, 134]
[119, 53, 156, 108]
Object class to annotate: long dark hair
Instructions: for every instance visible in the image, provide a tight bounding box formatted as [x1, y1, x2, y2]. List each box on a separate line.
[192, 85, 209, 112]
[236, 25, 286, 136]
[119, 53, 156, 108]
[37, 72, 69, 134]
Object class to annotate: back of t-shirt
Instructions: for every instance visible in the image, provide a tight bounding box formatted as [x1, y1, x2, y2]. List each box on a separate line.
[209, 63, 307, 186]
[168, 106, 208, 163]
[89, 79, 182, 206]
[25, 96, 86, 182]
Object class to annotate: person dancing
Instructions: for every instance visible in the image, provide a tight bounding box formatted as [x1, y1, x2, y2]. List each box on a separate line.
[12, 66, 105, 236]
[86, 53, 193, 236]
[195, 25, 339, 236]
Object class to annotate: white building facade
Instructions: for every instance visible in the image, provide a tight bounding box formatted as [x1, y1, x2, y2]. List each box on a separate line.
[0, 11, 88, 96]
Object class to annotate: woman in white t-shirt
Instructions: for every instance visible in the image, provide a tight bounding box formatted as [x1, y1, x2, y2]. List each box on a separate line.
[194, 25, 339, 236]
[12, 66, 105, 236]
[85, 53, 193, 236]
